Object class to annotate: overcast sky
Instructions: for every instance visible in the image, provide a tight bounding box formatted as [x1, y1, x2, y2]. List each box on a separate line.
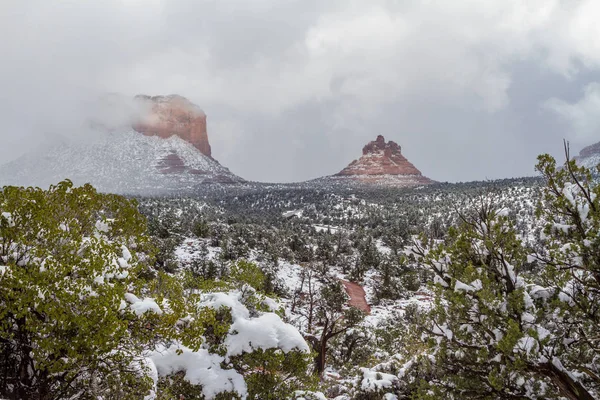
[2, 0, 600, 183]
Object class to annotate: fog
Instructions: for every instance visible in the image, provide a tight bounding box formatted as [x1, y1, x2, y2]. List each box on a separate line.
[2, 0, 600, 182]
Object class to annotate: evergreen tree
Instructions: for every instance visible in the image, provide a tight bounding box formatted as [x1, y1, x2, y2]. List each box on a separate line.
[400, 152, 600, 399]
[0, 181, 157, 399]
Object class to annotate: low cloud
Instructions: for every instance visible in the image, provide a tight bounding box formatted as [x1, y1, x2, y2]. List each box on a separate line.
[544, 82, 600, 145]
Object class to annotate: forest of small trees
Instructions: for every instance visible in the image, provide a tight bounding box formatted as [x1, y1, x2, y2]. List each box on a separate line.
[1, 153, 599, 399]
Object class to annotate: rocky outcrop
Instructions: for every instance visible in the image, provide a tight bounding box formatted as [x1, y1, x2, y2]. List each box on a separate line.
[337, 135, 423, 176]
[575, 140, 600, 171]
[332, 135, 433, 186]
[128, 94, 245, 183]
[128, 95, 245, 183]
[133, 94, 212, 157]
[578, 141, 600, 159]
[0, 130, 244, 194]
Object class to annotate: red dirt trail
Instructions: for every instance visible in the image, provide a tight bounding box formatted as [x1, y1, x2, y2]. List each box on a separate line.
[341, 280, 371, 314]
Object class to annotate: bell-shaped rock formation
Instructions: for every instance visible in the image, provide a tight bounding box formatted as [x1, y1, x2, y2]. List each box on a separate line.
[337, 135, 423, 176]
[330, 135, 434, 186]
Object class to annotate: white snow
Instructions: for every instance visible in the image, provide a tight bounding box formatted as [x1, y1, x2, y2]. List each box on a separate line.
[283, 210, 304, 218]
[359, 367, 398, 392]
[148, 344, 247, 399]
[201, 291, 310, 357]
[313, 224, 341, 234]
[95, 220, 110, 233]
[225, 312, 310, 356]
[0, 130, 242, 193]
[454, 280, 476, 292]
[515, 335, 537, 354]
[122, 246, 132, 262]
[200, 292, 250, 320]
[0, 212, 14, 227]
[143, 290, 310, 398]
[294, 391, 327, 400]
[124, 293, 163, 316]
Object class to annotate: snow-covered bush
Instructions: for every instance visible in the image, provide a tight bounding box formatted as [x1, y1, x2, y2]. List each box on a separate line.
[293, 390, 328, 400]
[152, 287, 314, 400]
[354, 367, 400, 400]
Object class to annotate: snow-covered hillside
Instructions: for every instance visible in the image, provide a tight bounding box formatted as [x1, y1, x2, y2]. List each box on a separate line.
[0, 130, 244, 194]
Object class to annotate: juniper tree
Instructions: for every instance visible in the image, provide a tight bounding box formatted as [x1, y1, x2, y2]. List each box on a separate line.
[401, 151, 600, 400]
[0, 181, 230, 400]
[305, 281, 365, 376]
[0, 181, 157, 399]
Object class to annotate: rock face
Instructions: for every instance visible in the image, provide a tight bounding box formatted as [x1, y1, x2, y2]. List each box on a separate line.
[133, 94, 212, 157]
[331, 135, 433, 186]
[575, 140, 600, 171]
[578, 141, 600, 158]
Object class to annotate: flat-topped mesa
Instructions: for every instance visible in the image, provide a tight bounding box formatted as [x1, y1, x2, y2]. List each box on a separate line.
[133, 94, 212, 157]
[337, 135, 424, 177]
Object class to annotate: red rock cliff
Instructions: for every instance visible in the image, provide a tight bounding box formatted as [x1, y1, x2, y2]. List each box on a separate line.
[133, 94, 212, 157]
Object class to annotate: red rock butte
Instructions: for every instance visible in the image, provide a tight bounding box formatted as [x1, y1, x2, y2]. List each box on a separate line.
[133, 94, 212, 157]
[338, 135, 423, 174]
[333, 135, 433, 186]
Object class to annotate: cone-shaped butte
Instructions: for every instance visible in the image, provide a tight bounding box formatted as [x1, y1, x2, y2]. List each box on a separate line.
[334, 135, 434, 186]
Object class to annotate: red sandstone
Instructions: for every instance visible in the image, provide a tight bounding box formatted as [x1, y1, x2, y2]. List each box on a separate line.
[335, 135, 433, 185]
[133, 94, 212, 157]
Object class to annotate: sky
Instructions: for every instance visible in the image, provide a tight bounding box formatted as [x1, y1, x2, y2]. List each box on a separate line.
[2, 0, 600, 183]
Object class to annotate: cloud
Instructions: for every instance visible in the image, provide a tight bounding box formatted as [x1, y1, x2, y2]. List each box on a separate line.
[2, 0, 600, 182]
[544, 82, 600, 144]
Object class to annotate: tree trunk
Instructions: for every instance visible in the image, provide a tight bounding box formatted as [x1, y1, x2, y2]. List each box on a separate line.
[313, 319, 329, 377]
[538, 361, 596, 400]
[314, 335, 327, 377]
[307, 273, 314, 332]
[17, 317, 34, 400]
